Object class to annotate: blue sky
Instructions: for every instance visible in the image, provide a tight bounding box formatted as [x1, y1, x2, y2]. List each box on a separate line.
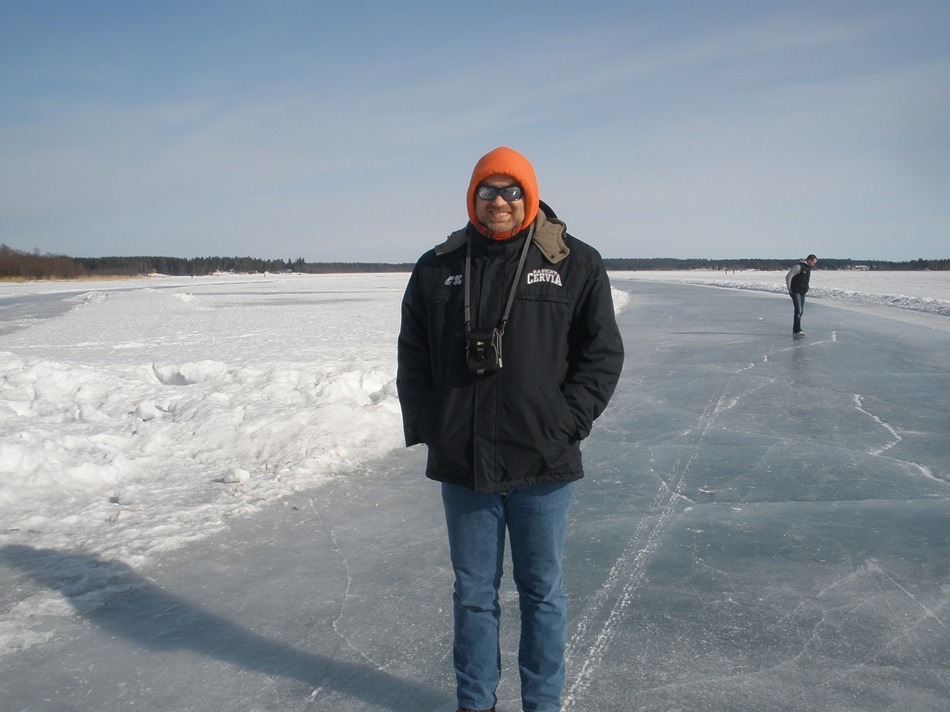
[2, 1, 948, 262]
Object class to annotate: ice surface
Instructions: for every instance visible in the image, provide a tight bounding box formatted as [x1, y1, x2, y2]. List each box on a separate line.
[1, 273, 948, 710]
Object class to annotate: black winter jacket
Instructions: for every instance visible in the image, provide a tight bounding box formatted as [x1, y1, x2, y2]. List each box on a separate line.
[397, 208, 624, 492]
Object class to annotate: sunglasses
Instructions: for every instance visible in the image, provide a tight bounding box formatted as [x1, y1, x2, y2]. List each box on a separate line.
[476, 184, 524, 201]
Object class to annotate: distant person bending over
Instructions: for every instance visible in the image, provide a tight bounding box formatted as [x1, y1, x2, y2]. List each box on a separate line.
[397, 147, 624, 712]
[786, 254, 818, 336]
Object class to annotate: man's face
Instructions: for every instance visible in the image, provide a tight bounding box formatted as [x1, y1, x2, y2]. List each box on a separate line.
[807, 257, 818, 267]
[474, 174, 525, 235]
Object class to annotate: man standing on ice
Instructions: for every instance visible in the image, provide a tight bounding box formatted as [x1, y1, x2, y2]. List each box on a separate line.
[397, 146, 624, 712]
[786, 254, 818, 336]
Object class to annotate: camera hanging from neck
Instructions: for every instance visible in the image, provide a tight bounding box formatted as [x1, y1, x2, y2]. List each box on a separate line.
[463, 223, 535, 374]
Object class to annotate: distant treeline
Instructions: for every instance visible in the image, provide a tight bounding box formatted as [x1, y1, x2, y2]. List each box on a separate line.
[0, 246, 413, 279]
[72, 255, 416, 277]
[1, 244, 948, 281]
[601, 257, 950, 271]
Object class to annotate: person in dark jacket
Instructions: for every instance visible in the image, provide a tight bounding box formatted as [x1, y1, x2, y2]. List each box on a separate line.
[397, 147, 624, 712]
[785, 254, 818, 335]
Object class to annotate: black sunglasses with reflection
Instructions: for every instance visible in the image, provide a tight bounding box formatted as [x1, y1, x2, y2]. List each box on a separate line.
[476, 185, 523, 202]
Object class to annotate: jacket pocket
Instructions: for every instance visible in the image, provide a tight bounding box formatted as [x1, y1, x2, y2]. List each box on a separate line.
[539, 382, 579, 445]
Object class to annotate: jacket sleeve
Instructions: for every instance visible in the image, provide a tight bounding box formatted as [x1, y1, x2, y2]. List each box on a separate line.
[396, 262, 432, 447]
[561, 256, 625, 440]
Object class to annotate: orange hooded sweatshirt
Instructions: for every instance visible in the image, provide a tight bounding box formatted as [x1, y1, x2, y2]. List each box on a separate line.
[466, 146, 540, 240]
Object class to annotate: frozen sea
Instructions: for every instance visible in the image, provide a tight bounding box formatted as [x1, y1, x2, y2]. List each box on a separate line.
[0, 270, 947, 711]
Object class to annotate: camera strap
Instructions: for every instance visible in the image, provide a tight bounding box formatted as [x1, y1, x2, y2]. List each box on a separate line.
[464, 223, 535, 337]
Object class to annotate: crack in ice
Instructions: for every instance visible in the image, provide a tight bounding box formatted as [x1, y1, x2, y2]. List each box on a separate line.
[852, 394, 901, 455]
[309, 520, 384, 702]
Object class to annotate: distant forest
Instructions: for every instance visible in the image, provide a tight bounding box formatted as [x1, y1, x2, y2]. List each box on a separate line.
[1, 244, 948, 281]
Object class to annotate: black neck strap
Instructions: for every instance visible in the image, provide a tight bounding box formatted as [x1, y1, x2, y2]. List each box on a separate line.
[464, 223, 535, 336]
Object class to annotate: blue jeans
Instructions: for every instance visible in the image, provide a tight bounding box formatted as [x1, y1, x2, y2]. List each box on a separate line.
[791, 291, 806, 333]
[441, 481, 573, 712]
